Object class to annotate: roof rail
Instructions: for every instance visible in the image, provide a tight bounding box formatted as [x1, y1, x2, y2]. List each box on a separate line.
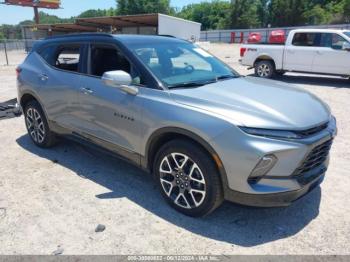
[45, 33, 113, 40]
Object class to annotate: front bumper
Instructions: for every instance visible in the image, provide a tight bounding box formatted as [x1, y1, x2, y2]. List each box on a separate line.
[224, 166, 325, 207]
[210, 117, 336, 206]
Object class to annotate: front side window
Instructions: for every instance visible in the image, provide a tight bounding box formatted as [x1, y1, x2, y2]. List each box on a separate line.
[320, 33, 349, 50]
[343, 31, 350, 38]
[89, 44, 143, 85]
[292, 33, 320, 47]
[131, 42, 238, 88]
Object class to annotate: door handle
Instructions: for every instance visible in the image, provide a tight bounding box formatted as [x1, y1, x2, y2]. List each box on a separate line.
[316, 50, 323, 55]
[287, 50, 295, 54]
[38, 74, 48, 81]
[81, 87, 93, 94]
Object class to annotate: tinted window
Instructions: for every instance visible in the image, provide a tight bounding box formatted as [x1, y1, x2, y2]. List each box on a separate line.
[38, 45, 58, 66]
[292, 33, 320, 46]
[89, 44, 143, 85]
[320, 33, 349, 49]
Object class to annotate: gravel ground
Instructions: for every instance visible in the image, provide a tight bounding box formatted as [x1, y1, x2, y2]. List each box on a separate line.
[0, 44, 349, 255]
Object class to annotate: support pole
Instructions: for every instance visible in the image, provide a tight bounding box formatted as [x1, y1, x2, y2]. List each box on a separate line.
[4, 41, 9, 66]
[34, 6, 39, 24]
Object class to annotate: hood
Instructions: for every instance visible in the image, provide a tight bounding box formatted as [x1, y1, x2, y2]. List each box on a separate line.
[169, 76, 331, 130]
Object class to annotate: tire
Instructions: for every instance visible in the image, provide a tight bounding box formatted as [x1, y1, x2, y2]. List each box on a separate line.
[24, 100, 57, 148]
[154, 139, 223, 217]
[255, 60, 275, 78]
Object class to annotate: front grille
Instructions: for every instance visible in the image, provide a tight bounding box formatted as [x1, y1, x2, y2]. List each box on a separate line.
[293, 139, 333, 177]
[294, 122, 329, 138]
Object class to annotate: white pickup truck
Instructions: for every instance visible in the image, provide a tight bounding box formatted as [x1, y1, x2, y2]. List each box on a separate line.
[239, 29, 350, 78]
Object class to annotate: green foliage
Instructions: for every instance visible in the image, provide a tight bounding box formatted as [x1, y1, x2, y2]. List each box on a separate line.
[78, 9, 106, 18]
[38, 11, 74, 24]
[0, 31, 5, 40]
[178, 0, 230, 30]
[116, 0, 171, 15]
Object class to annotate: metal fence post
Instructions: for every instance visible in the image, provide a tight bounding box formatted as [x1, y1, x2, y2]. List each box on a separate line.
[3, 41, 9, 66]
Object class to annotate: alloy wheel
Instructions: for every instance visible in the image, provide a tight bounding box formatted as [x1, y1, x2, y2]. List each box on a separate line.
[257, 64, 271, 77]
[159, 153, 206, 209]
[26, 108, 45, 143]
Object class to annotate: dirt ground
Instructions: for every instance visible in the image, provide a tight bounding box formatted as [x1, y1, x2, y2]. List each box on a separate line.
[0, 44, 349, 255]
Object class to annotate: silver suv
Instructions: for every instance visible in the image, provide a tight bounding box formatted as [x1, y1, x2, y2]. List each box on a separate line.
[17, 34, 337, 217]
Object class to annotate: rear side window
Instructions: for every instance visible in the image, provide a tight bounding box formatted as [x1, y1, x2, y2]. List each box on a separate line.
[38, 44, 82, 73]
[38, 45, 57, 66]
[292, 33, 320, 47]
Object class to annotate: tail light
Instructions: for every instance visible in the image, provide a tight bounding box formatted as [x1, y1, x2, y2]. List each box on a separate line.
[240, 47, 247, 57]
[16, 67, 22, 78]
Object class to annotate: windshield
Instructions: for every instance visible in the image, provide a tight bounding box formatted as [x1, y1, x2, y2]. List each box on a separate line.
[130, 42, 239, 88]
[344, 31, 350, 38]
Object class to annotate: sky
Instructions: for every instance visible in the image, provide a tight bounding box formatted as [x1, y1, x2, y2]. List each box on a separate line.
[0, 0, 205, 25]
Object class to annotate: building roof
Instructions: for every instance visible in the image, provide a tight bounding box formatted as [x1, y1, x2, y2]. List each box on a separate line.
[25, 23, 99, 32]
[76, 13, 159, 28]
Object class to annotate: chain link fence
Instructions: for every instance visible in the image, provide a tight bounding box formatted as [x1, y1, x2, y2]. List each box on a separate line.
[0, 39, 38, 66]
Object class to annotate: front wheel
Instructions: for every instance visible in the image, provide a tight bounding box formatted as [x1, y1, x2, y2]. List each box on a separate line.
[154, 139, 223, 217]
[255, 60, 275, 78]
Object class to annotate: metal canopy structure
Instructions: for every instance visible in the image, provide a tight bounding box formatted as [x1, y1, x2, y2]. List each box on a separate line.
[76, 14, 159, 29]
[28, 23, 100, 33]
[23, 14, 160, 36]
[22, 13, 201, 43]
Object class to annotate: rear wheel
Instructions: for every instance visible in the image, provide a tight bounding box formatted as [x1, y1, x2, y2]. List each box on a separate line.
[154, 139, 223, 217]
[24, 100, 57, 148]
[255, 60, 275, 78]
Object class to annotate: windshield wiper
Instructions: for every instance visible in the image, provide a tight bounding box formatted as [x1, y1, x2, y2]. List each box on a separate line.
[167, 75, 238, 89]
[167, 79, 216, 89]
[216, 74, 239, 80]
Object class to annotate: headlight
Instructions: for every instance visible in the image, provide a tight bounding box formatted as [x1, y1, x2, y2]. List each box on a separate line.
[239, 127, 302, 139]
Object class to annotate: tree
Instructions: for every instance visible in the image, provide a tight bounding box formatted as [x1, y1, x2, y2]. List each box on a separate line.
[303, 4, 331, 25]
[78, 9, 109, 18]
[116, 0, 171, 15]
[343, 0, 350, 22]
[38, 11, 74, 24]
[178, 1, 231, 30]
[229, 0, 261, 29]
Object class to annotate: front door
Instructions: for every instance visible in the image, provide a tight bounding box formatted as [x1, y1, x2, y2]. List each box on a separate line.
[312, 33, 350, 75]
[77, 43, 144, 159]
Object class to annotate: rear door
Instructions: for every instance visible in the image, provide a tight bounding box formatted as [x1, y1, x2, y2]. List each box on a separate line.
[312, 33, 350, 75]
[77, 42, 144, 159]
[37, 42, 86, 130]
[283, 32, 320, 72]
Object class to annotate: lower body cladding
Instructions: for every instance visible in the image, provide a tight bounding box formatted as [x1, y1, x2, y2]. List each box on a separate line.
[211, 124, 336, 207]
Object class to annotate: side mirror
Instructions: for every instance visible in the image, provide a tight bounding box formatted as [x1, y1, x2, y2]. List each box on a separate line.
[102, 70, 138, 95]
[342, 42, 350, 51]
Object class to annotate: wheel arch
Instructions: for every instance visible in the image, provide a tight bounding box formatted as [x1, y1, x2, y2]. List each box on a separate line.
[143, 127, 230, 192]
[20, 91, 50, 126]
[254, 55, 276, 68]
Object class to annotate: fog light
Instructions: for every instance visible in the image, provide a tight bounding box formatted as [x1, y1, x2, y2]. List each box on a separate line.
[248, 154, 277, 183]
